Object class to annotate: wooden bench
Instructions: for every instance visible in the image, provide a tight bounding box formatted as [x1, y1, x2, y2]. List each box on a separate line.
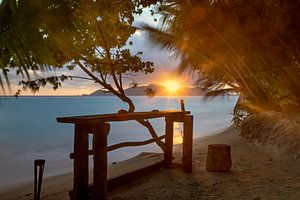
[57, 110, 193, 200]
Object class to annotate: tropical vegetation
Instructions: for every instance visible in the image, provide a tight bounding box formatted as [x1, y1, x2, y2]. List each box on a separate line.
[145, 0, 300, 122]
[0, 0, 165, 149]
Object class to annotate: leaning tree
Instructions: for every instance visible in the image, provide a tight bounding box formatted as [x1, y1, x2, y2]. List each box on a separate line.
[0, 0, 166, 150]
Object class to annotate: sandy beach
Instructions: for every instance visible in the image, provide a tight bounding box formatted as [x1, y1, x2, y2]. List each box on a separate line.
[1, 125, 300, 200]
[1, 0, 300, 199]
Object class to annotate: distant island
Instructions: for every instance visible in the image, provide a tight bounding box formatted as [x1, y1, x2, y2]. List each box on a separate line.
[85, 84, 206, 96]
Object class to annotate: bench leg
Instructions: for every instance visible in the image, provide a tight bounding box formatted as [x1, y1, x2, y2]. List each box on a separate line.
[183, 115, 193, 173]
[164, 117, 174, 168]
[73, 123, 89, 200]
[93, 123, 110, 200]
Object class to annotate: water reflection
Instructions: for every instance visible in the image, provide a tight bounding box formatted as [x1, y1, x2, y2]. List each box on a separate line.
[173, 122, 183, 145]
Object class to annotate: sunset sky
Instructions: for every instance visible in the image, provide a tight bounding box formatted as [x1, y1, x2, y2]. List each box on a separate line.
[1, 8, 194, 96]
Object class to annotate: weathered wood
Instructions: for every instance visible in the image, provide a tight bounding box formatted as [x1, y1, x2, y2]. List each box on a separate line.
[57, 110, 190, 124]
[206, 144, 231, 172]
[164, 116, 174, 168]
[183, 115, 193, 173]
[180, 99, 185, 111]
[108, 153, 163, 178]
[69, 153, 164, 198]
[93, 122, 110, 200]
[167, 115, 187, 123]
[108, 135, 165, 151]
[58, 110, 194, 200]
[73, 123, 89, 200]
[69, 160, 165, 197]
[107, 160, 164, 191]
[69, 135, 166, 159]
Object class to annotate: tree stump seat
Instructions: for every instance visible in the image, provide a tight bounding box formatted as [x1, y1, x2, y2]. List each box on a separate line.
[206, 144, 231, 172]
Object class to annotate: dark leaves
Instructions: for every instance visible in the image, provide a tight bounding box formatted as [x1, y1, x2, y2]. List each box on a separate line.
[18, 75, 70, 95]
[1, 0, 158, 93]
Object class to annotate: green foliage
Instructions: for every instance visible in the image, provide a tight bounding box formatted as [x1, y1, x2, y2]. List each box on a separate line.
[145, 0, 300, 114]
[19, 75, 71, 93]
[0, 0, 156, 98]
[0, 0, 167, 151]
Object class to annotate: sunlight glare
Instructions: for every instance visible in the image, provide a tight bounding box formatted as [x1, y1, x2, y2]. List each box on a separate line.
[163, 80, 181, 94]
[173, 122, 183, 144]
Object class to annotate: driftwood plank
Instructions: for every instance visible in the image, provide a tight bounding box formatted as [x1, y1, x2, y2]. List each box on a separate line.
[68, 153, 164, 197]
[57, 110, 190, 124]
[107, 160, 164, 191]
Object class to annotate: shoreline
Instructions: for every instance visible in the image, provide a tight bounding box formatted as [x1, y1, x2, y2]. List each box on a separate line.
[0, 126, 227, 194]
[0, 126, 230, 194]
[2, 125, 300, 199]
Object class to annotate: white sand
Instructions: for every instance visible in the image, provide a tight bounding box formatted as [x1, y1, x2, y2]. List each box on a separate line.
[1, 126, 300, 200]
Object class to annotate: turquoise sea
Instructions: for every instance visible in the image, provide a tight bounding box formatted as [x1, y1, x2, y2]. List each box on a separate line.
[0, 96, 238, 189]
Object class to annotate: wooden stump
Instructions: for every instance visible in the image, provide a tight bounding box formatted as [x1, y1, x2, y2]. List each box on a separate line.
[206, 144, 231, 172]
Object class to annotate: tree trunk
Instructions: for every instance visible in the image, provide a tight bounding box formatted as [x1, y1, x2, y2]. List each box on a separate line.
[206, 144, 231, 172]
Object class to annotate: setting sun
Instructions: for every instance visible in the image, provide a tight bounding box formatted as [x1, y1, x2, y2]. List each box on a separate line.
[163, 80, 181, 94]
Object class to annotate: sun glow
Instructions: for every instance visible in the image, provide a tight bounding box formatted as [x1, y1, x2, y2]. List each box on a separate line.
[163, 79, 182, 95]
[173, 122, 183, 144]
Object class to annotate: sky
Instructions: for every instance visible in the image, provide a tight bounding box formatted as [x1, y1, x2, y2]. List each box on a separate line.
[1, 6, 195, 96]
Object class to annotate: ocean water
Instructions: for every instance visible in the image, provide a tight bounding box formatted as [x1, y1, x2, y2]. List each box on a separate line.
[0, 96, 238, 189]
